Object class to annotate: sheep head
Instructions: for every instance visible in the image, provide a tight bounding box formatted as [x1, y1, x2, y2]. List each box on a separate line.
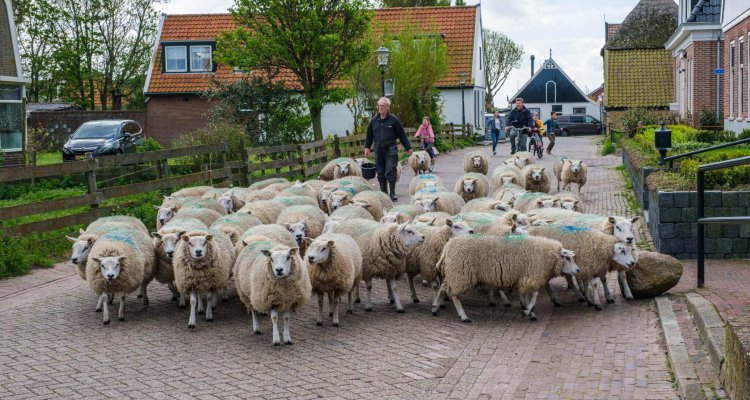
[559, 249, 579, 276]
[261, 247, 297, 278]
[561, 200, 579, 210]
[494, 201, 513, 211]
[152, 230, 186, 259]
[155, 205, 178, 226]
[536, 198, 557, 209]
[67, 235, 94, 265]
[569, 160, 584, 174]
[182, 234, 213, 261]
[218, 195, 234, 214]
[92, 256, 126, 282]
[445, 219, 474, 236]
[472, 156, 482, 169]
[380, 211, 400, 224]
[530, 168, 545, 182]
[612, 242, 637, 269]
[306, 240, 333, 264]
[328, 192, 351, 212]
[336, 163, 350, 176]
[415, 152, 427, 166]
[283, 220, 307, 246]
[396, 223, 425, 246]
[608, 216, 639, 245]
[413, 197, 436, 212]
[462, 178, 477, 194]
[501, 176, 514, 185]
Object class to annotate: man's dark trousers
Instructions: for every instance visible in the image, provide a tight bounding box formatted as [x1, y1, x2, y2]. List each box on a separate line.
[376, 144, 399, 185]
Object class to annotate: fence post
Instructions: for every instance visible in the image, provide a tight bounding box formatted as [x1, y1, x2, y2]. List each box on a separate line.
[86, 159, 99, 212]
[220, 144, 231, 187]
[238, 136, 249, 187]
[333, 135, 341, 158]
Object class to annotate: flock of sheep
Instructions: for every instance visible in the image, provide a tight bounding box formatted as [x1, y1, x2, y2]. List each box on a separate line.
[66, 152, 650, 346]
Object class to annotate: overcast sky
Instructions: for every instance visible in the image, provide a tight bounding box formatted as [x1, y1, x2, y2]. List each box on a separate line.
[156, 0, 646, 106]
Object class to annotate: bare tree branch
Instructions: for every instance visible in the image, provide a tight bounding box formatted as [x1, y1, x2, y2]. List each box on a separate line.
[482, 28, 523, 110]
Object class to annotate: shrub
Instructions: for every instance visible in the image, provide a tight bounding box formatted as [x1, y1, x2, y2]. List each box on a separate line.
[698, 108, 721, 128]
[646, 170, 694, 191]
[694, 129, 736, 143]
[621, 108, 675, 137]
[171, 122, 247, 166]
[27, 127, 56, 153]
[137, 137, 163, 152]
[738, 129, 750, 140]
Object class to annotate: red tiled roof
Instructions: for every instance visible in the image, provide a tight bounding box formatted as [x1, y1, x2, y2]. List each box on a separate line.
[146, 6, 477, 94]
[606, 23, 621, 42]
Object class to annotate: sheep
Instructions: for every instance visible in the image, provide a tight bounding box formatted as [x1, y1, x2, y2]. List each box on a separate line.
[414, 211, 453, 227]
[453, 172, 491, 202]
[155, 197, 226, 229]
[276, 205, 328, 249]
[237, 200, 287, 224]
[513, 151, 535, 168]
[408, 151, 432, 175]
[330, 219, 425, 312]
[319, 179, 372, 210]
[461, 198, 514, 213]
[209, 213, 263, 245]
[491, 165, 525, 189]
[408, 173, 446, 196]
[272, 195, 319, 208]
[351, 191, 393, 221]
[276, 182, 319, 200]
[169, 207, 223, 229]
[170, 186, 215, 197]
[86, 216, 148, 235]
[499, 210, 532, 227]
[561, 159, 588, 194]
[329, 204, 375, 222]
[249, 177, 289, 191]
[173, 229, 235, 328]
[333, 161, 363, 179]
[552, 157, 568, 191]
[447, 212, 506, 234]
[521, 165, 551, 193]
[527, 209, 640, 246]
[492, 183, 527, 204]
[463, 151, 489, 175]
[326, 190, 354, 214]
[412, 186, 445, 201]
[513, 192, 559, 213]
[151, 218, 209, 304]
[86, 229, 156, 324]
[320, 158, 359, 181]
[201, 188, 229, 200]
[380, 204, 426, 224]
[305, 233, 363, 326]
[234, 242, 311, 345]
[554, 191, 583, 212]
[235, 224, 297, 255]
[432, 234, 579, 322]
[412, 191, 465, 215]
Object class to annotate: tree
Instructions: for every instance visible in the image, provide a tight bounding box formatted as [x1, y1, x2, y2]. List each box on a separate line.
[483, 29, 523, 111]
[380, 0, 450, 6]
[216, 0, 374, 141]
[13, 0, 59, 102]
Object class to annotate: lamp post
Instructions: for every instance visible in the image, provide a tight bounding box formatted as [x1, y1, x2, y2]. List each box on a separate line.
[376, 46, 390, 97]
[458, 71, 467, 127]
[655, 123, 672, 165]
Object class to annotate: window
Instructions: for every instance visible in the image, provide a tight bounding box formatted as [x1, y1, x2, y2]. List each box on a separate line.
[740, 38, 744, 119]
[190, 45, 212, 72]
[551, 105, 562, 113]
[573, 107, 586, 114]
[0, 103, 23, 151]
[165, 46, 187, 72]
[545, 81, 557, 103]
[730, 42, 735, 118]
[585, 116, 596, 123]
[479, 47, 482, 70]
[0, 85, 22, 100]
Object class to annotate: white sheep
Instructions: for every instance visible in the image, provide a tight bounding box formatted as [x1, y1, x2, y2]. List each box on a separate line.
[151, 218, 209, 304]
[414, 211, 453, 227]
[86, 216, 148, 235]
[463, 151, 489, 175]
[173, 229, 235, 328]
[432, 234, 579, 322]
[461, 197, 514, 213]
[513, 151, 535, 168]
[276, 182, 319, 200]
[276, 205, 328, 249]
[329, 204, 375, 222]
[234, 242, 311, 345]
[380, 204, 426, 224]
[170, 207, 223, 229]
[492, 183, 527, 204]
[408, 151, 432, 175]
[235, 224, 297, 255]
[305, 233, 363, 326]
[528, 209, 640, 246]
[272, 195, 319, 208]
[561, 159, 587, 194]
[351, 191, 394, 221]
[453, 172, 491, 202]
[408, 173, 446, 196]
[209, 213, 263, 245]
[237, 200, 288, 224]
[249, 178, 289, 191]
[333, 161, 363, 179]
[320, 158, 359, 181]
[243, 189, 278, 203]
[412, 191, 465, 215]
[156, 197, 226, 229]
[491, 165, 525, 188]
[554, 191, 583, 212]
[521, 165, 551, 193]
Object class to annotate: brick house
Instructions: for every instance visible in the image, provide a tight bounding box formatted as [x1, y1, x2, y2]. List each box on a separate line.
[602, 0, 678, 127]
[723, 0, 750, 132]
[0, 0, 30, 167]
[143, 6, 486, 146]
[665, 0, 723, 126]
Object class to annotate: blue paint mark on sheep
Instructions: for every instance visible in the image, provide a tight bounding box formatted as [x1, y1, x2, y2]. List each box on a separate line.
[101, 231, 136, 246]
[416, 173, 437, 180]
[503, 234, 526, 244]
[558, 225, 590, 233]
[417, 187, 440, 194]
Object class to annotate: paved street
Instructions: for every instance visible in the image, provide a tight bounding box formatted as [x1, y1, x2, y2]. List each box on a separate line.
[0, 135, 677, 399]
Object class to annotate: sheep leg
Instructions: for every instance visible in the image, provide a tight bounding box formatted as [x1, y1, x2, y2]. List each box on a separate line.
[523, 292, 539, 321]
[566, 275, 586, 303]
[488, 288, 497, 307]
[328, 292, 334, 317]
[332, 295, 340, 327]
[198, 294, 205, 315]
[316, 293, 324, 326]
[600, 273, 615, 304]
[140, 283, 149, 307]
[188, 291, 197, 329]
[271, 309, 281, 346]
[388, 278, 405, 313]
[117, 293, 126, 321]
[251, 308, 261, 334]
[101, 293, 110, 325]
[407, 275, 420, 304]
[347, 289, 354, 315]
[586, 280, 602, 311]
[108, 293, 114, 305]
[179, 293, 186, 308]
[431, 282, 447, 316]
[545, 282, 562, 307]
[167, 282, 179, 301]
[387, 281, 395, 304]
[450, 294, 470, 323]
[221, 286, 230, 302]
[354, 285, 361, 304]
[205, 291, 214, 322]
[421, 279, 429, 287]
[364, 279, 373, 312]
[576, 277, 588, 303]
[282, 311, 293, 345]
[96, 293, 104, 312]
[138, 286, 143, 298]
[618, 270, 634, 300]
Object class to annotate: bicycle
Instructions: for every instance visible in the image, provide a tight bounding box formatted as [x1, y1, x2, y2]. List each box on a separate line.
[529, 128, 544, 159]
[508, 126, 530, 153]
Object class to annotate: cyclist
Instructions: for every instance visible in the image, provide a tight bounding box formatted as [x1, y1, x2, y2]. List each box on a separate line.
[505, 97, 533, 154]
[530, 112, 545, 158]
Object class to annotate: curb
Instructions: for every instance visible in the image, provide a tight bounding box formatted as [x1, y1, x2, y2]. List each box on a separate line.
[685, 293, 726, 380]
[655, 296, 707, 400]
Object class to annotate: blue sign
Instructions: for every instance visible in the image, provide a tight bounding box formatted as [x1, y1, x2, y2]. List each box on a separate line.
[715, 68, 725, 75]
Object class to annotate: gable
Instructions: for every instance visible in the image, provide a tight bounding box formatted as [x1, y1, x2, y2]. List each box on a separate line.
[0, 0, 18, 77]
[512, 59, 590, 104]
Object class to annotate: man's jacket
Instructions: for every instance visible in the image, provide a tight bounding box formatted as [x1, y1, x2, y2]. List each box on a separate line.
[365, 113, 412, 151]
[506, 106, 533, 129]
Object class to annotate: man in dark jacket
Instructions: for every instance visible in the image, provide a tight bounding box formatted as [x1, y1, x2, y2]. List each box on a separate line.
[505, 97, 533, 154]
[364, 97, 413, 201]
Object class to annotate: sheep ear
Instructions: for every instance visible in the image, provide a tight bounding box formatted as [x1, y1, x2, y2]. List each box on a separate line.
[182, 235, 190, 242]
[540, 168, 546, 172]
[511, 223, 518, 233]
[205, 235, 213, 241]
[289, 247, 298, 255]
[608, 216, 616, 224]
[631, 216, 640, 224]
[117, 256, 127, 262]
[260, 249, 272, 257]
[445, 219, 454, 227]
[91, 257, 101, 264]
[66, 235, 78, 243]
[171, 206, 179, 212]
[153, 205, 161, 210]
[511, 213, 518, 221]
[151, 232, 161, 239]
[79, 228, 86, 235]
[536, 200, 543, 205]
[574, 201, 580, 206]
[303, 237, 313, 245]
[360, 203, 371, 209]
[327, 240, 335, 247]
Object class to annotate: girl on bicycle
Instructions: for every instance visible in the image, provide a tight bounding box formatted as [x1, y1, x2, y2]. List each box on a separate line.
[415, 116, 436, 170]
[530, 112, 545, 157]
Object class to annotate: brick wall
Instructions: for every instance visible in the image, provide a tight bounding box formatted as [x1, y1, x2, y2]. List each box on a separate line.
[146, 96, 213, 146]
[28, 110, 147, 147]
[1, 151, 24, 168]
[676, 41, 723, 125]
[723, 16, 750, 122]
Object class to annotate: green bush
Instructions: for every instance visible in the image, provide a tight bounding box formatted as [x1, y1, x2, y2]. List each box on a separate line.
[694, 129, 736, 143]
[621, 108, 675, 137]
[698, 108, 721, 128]
[137, 137, 163, 152]
[172, 122, 247, 165]
[739, 129, 750, 140]
[646, 170, 694, 191]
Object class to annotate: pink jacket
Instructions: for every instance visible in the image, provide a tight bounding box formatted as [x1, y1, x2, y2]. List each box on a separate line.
[416, 124, 435, 143]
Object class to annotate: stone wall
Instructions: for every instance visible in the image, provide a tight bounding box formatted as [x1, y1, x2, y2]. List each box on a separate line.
[622, 147, 653, 209]
[28, 110, 147, 147]
[724, 316, 750, 400]
[648, 190, 750, 259]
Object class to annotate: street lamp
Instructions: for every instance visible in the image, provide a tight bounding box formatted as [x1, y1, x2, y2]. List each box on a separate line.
[376, 46, 390, 97]
[655, 123, 672, 165]
[458, 71, 467, 127]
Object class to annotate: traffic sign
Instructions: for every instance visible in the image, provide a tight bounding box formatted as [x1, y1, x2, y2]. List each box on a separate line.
[715, 68, 725, 75]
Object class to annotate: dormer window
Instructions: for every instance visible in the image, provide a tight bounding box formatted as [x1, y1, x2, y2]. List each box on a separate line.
[163, 42, 215, 73]
[190, 45, 212, 72]
[165, 46, 187, 72]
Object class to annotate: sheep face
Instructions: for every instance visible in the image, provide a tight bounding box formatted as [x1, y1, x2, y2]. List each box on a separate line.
[284, 221, 307, 247]
[337, 163, 350, 176]
[536, 199, 557, 209]
[329, 193, 350, 211]
[413, 197, 436, 212]
[153, 230, 185, 259]
[560, 249, 579, 275]
[494, 201, 513, 211]
[92, 256, 126, 282]
[323, 220, 341, 233]
[261, 248, 297, 277]
[612, 242, 637, 269]
[306, 240, 332, 264]
[320, 188, 335, 204]
[569, 160, 583, 174]
[530, 168, 545, 182]
[293, 180, 306, 188]
[445, 219, 474, 236]
[155, 206, 177, 226]
[609, 216, 639, 245]
[509, 212, 531, 227]
[462, 179, 477, 194]
[380, 211, 399, 224]
[218, 196, 234, 214]
[183, 234, 213, 260]
[501, 176, 514, 185]
[416, 152, 427, 166]
[397, 223, 425, 246]
[67, 236, 93, 265]
[561, 200, 579, 211]
[472, 156, 482, 169]
[510, 224, 529, 236]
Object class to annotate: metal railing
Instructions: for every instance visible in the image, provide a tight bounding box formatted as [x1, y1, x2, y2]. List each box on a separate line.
[664, 137, 750, 169]
[696, 155, 750, 287]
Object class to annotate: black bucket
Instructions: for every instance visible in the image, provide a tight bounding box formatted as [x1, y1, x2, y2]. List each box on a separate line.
[361, 162, 377, 180]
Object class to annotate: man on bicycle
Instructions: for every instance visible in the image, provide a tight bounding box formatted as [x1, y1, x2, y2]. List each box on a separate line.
[505, 97, 533, 154]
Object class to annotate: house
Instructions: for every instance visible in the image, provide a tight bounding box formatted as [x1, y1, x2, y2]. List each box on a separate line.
[665, 0, 723, 126]
[588, 85, 604, 102]
[602, 0, 678, 127]
[25, 102, 81, 119]
[722, 0, 750, 132]
[0, 0, 30, 167]
[143, 5, 485, 145]
[509, 52, 600, 119]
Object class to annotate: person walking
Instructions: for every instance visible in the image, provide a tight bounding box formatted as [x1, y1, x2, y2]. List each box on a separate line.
[415, 116, 436, 172]
[364, 97, 413, 201]
[543, 111, 560, 155]
[489, 110, 503, 155]
[505, 98, 533, 154]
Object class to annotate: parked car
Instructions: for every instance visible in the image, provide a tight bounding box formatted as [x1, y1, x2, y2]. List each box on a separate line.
[62, 120, 144, 162]
[555, 114, 602, 136]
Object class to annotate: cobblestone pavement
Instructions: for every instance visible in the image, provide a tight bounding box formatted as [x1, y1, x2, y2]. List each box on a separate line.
[0, 135, 678, 399]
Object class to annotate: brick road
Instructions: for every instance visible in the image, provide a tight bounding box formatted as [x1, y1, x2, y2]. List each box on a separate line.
[0, 135, 678, 399]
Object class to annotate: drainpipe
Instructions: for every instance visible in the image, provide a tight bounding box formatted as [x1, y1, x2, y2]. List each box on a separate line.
[716, 32, 722, 122]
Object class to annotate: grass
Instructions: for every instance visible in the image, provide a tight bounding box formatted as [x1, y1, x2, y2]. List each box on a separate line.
[36, 151, 62, 165]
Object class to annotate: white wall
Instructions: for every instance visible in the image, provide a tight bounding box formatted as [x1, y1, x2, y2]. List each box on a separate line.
[320, 102, 354, 137]
[724, 118, 750, 133]
[440, 88, 484, 129]
[523, 101, 603, 121]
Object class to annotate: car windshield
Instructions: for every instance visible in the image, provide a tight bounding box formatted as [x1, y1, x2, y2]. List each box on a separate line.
[72, 122, 120, 139]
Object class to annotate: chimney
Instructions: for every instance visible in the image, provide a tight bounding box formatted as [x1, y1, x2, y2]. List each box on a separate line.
[530, 55, 535, 77]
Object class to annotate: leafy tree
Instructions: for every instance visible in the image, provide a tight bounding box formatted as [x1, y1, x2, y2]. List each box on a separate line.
[13, 0, 59, 102]
[216, 0, 373, 141]
[483, 28, 523, 111]
[380, 0, 450, 6]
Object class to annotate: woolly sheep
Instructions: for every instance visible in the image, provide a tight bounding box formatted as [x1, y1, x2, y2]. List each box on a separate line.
[461, 197, 514, 213]
[249, 178, 289, 191]
[276, 205, 328, 249]
[552, 157, 568, 191]
[330, 219, 425, 312]
[87, 216, 148, 234]
[351, 191, 393, 221]
[528, 209, 640, 245]
[432, 234, 578, 322]
[333, 161, 363, 179]
[513, 192, 559, 213]
[305, 233, 363, 326]
[412, 191, 465, 215]
[453, 172, 491, 202]
[463, 151, 489, 175]
[234, 242, 311, 345]
[173, 229, 235, 328]
[272, 195, 319, 208]
[521, 165, 551, 193]
[408, 173, 445, 196]
[209, 213, 263, 245]
[169, 207, 223, 229]
[491, 165, 525, 189]
[320, 157, 359, 181]
[151, 218, 209, 303]
[265, 181, 295, 192]
[326, 190, 354, 214]
[414, 211, 453, 227]
[201, 188, 229, 200]
[329, 204, 375, 222]
[561, 159, 587, 194]
[513, 151, 535, 167]
[237, 200, 287, 224]
[492, 183, 527, 204]
[276, 182, 319, 200]
[380, 204, 426, 224]
[499, 210, 532, 227]
[155, 197, 226, 229]
[447, 212, 508, 235]
[412, 186, 444, 201]
[554, 191, 583, 212]
[171, 186, 215, 197]
[235, 224, 297, 255]
[408, 151, 432, 175]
